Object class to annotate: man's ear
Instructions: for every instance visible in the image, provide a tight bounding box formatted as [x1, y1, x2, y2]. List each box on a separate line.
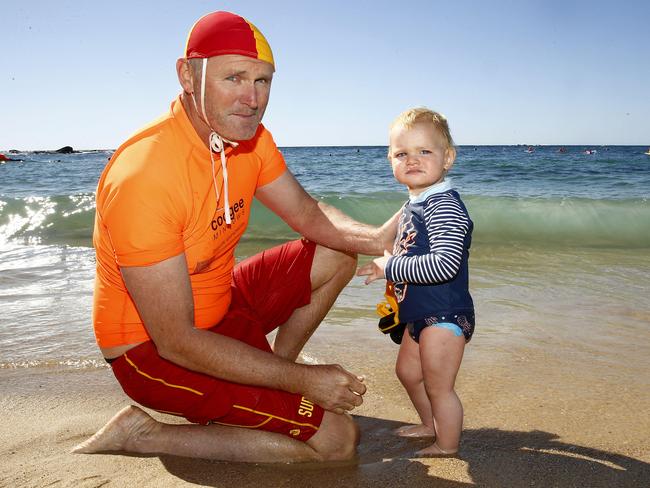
[176, 58, 194, 94]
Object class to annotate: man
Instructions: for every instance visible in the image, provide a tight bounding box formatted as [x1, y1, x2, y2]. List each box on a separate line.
[73, 12, 395, 463]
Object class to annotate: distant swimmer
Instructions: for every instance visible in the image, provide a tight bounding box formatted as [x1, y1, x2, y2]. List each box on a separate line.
[583, 149, 597, 155]
[558, 147, 567, 153]
[526, 146, 534, 153]
[644, 148, 650, 156]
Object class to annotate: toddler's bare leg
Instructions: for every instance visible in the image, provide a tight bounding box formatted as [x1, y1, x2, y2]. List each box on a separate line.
[417, 327, 465, 454]
[394, 331, 435, 438]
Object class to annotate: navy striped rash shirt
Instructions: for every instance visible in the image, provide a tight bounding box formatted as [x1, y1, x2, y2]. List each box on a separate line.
[386, 191, 470, 284]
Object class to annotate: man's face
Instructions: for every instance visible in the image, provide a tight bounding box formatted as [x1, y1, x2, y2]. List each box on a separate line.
[196, 54, 274, 141]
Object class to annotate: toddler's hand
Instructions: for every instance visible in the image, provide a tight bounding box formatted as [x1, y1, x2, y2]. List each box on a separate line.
[356, 251, 392, 285]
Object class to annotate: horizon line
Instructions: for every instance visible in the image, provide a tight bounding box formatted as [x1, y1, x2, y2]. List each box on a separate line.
[3, 143, 649, 153]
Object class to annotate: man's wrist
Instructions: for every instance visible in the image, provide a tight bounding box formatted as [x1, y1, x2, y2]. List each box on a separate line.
[281, 362, 309, 395]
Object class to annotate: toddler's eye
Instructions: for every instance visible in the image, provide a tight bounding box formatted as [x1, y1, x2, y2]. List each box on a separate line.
[420, 149, 432, 155]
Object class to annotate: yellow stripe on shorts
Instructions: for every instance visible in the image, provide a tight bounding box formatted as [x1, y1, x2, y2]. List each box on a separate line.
[124, 353, 204, 396]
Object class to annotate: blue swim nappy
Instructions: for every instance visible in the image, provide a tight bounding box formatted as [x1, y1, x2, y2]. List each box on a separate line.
[407, 312, 475, 343]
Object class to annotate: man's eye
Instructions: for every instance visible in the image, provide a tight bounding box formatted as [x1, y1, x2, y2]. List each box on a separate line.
[226, 75, 240, 82]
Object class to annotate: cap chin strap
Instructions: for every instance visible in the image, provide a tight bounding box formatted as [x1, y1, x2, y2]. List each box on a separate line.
[191, 57, 239, 225]
[209, 133, 236, 224]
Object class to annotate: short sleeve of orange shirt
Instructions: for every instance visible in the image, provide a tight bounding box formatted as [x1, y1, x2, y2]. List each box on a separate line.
[93, 96, 287, 348]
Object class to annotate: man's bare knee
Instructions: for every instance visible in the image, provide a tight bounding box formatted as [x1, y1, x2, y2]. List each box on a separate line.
[312, 245, 358, 288]
[307, 412, 360, 462]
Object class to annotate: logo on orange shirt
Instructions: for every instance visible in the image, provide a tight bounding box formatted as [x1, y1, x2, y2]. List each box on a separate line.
[211, 197, 246, 231]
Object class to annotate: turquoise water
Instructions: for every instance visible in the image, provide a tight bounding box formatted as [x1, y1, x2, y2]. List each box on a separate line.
[1, 146, 649, 248]
[1, 146, 649, 369]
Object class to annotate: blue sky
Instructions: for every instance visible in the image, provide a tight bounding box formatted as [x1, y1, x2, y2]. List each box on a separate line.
[1, 0, 649, 149]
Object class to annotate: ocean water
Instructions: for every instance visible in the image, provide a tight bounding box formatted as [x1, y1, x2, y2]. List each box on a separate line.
[1, 146, 649, 371]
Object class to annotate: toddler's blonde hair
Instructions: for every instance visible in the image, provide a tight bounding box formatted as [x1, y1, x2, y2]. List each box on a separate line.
[390, 107, 454, 149]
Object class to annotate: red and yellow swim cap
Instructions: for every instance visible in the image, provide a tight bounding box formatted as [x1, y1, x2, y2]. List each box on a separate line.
[185, 11, 274, 68]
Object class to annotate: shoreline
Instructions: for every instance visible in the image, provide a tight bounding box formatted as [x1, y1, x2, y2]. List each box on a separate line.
[1, 326, 649, 487]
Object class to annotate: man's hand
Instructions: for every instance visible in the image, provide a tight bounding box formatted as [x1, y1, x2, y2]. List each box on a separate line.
[300, 364, 366, 415]
[356, 250, 392, 285]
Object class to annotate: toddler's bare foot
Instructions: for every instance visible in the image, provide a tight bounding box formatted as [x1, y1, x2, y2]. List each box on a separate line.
[393, 423, 436, 438]
[72, 405, 158, 454]
[416, 442, 459, 458]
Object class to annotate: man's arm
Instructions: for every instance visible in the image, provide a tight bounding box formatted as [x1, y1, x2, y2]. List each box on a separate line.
[120, 253, 365, 413]
[255, 171, 398, 256]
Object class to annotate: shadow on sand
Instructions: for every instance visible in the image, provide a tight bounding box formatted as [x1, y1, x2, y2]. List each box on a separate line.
[158, 415, 650, 487]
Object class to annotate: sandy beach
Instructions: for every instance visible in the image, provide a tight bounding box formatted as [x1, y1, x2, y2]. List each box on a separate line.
[2, 317, 649, 488]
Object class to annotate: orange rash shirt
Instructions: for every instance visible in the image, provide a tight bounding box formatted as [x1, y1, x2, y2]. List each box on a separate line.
[92, 96, 287, 347]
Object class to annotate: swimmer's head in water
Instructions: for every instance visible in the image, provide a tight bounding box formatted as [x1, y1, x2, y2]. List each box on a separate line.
[184, 11, 274, 68]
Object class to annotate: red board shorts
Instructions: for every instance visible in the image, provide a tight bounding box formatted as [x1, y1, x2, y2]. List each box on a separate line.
[109, 239, 325, 442]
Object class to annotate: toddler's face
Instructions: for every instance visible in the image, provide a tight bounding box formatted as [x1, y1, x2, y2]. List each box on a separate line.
[388, 123, 455, 195]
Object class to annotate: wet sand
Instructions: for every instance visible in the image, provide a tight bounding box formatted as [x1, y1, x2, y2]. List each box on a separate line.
[1, 322, 649, 488]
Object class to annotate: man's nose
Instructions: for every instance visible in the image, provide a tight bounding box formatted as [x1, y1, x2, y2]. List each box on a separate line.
[241, 82, 259, 109]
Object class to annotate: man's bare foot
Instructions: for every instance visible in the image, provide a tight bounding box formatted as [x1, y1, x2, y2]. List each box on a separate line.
[72, 405, 158, 454]
[393, 423, 436, 438]
[415, 442, 459, 458]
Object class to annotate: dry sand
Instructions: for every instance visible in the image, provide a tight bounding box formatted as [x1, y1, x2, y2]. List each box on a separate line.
[1, 325, 649, 488]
